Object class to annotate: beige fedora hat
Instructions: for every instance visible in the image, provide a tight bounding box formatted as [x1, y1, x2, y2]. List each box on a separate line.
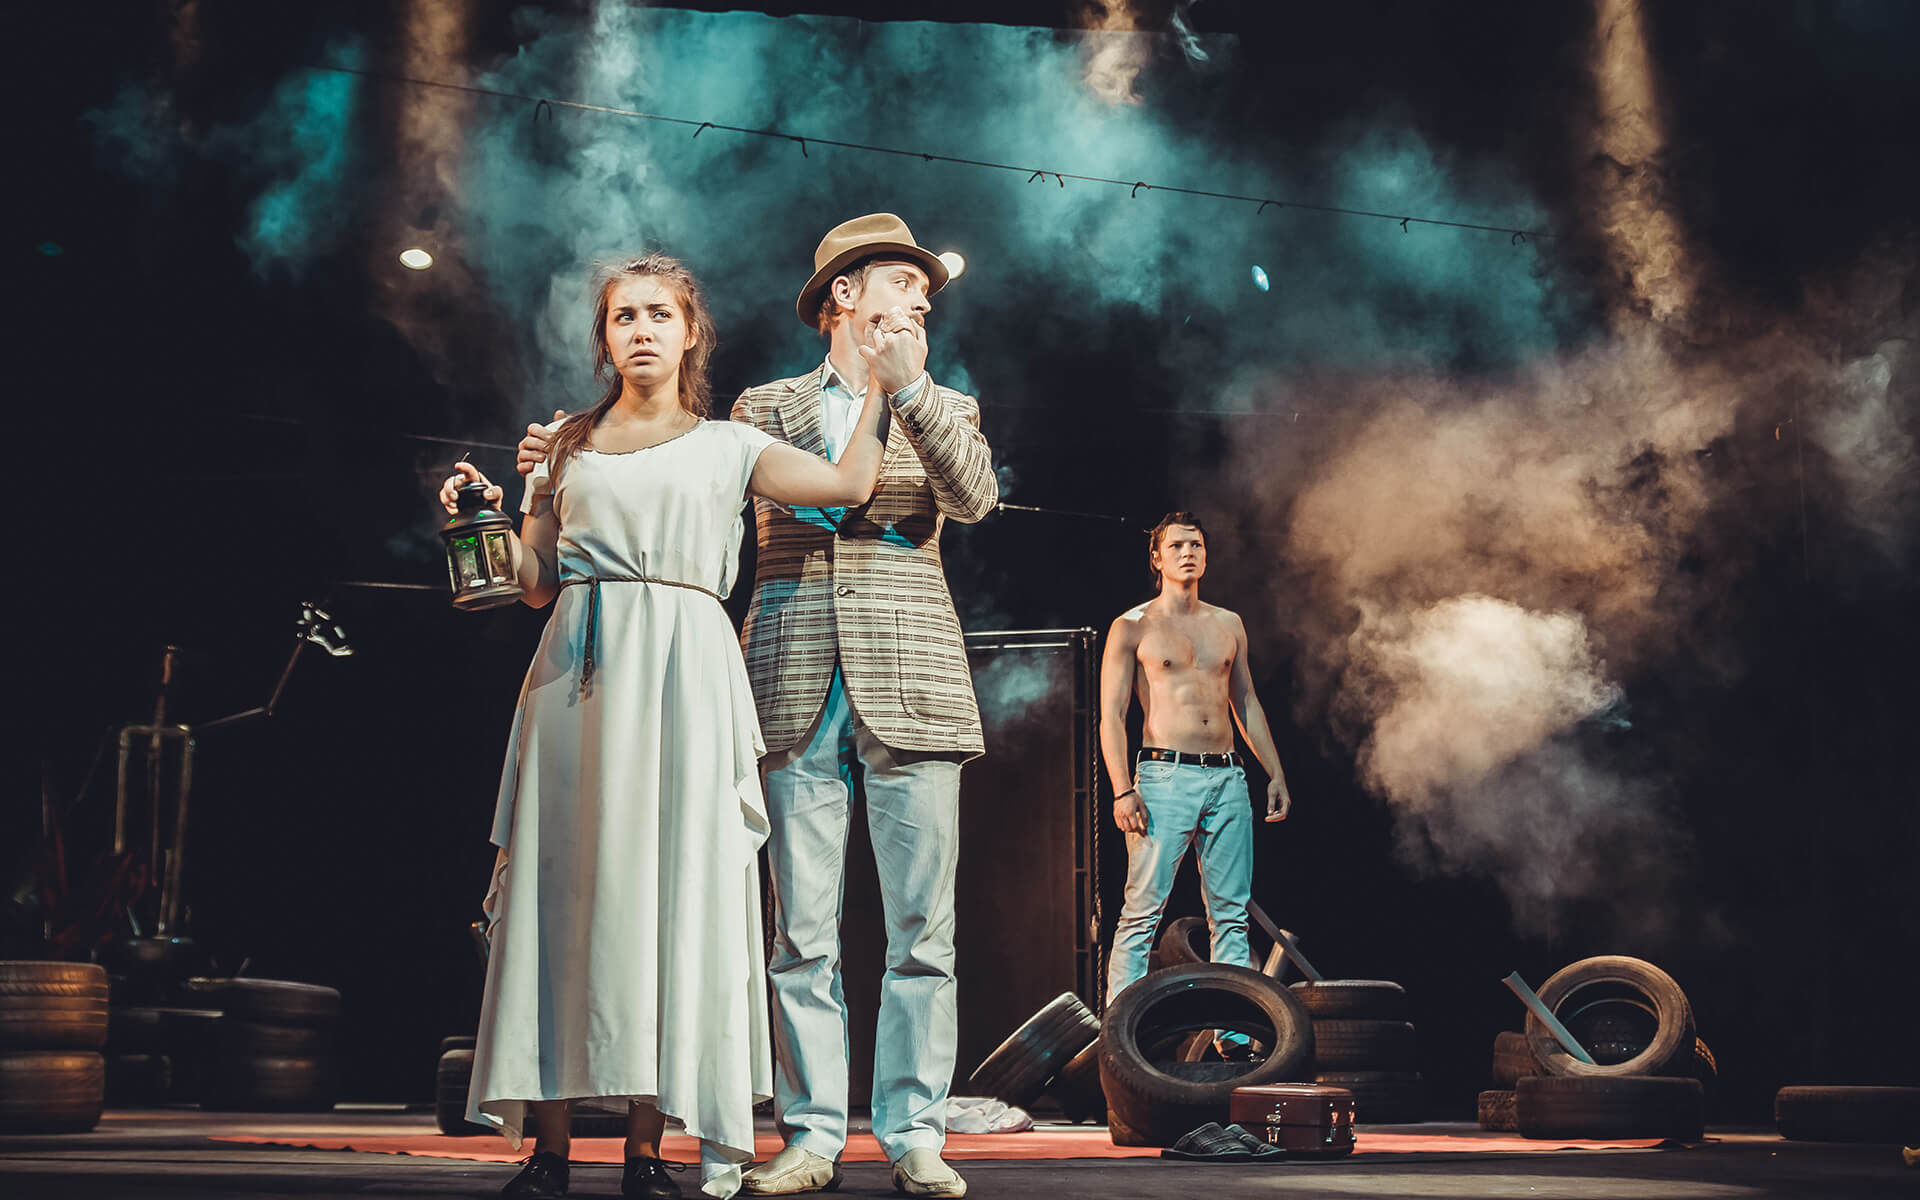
[795, 212, 949, 328]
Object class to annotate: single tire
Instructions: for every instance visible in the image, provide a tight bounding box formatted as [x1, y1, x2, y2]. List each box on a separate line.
[967, 992, 1100, 1108]
[217, 1019, 334, 1058]
[1311, 1020, 1417, 1071]
[1046, 1040, 1105, 1124]
[0, 992, 110, 1050]
[435, 1048, 489, 1136]
[0, 962, 109, 998]
[1313, 1070, 1424, 1123]
[1517, 1074, 1704, 1141]
[1098, 962, 1313, 1147]
[1525, 957, 1693, 1080]
[1478, 1088, 1518, 1132]
[1774, 1086, 1920, 1144]
[440, 1035, 477, 1054]
[0, 1050, 106, 1133]
[106, 1052, 172, 1104]
[202, 1055, 338, 1112]
[1492, 1030, 1541, 1087]
[213, 980, 341, 1027]
[1153, 917, 1211, 970]
[1289, 980, 1408, 1021]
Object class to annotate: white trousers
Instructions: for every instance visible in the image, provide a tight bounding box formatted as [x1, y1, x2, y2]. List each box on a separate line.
[762, 666, 961, 1161]
[1105, 758, 1255, 1001]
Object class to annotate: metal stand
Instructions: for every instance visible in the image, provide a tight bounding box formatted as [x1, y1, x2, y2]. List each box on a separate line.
[109, 604, 351, 947]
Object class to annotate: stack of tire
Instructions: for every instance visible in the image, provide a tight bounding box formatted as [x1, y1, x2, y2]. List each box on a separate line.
[0, 962, 108, 1133]
[1157, 918, 1423, 1124]
[200, 980, 342, 1112]
[435, 1035, 629, 1137]
[1290, 979, 1423, 1123]
[1478, 955, 1707, 1141]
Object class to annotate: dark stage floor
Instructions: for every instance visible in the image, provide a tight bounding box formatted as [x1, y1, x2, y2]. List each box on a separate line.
[2, 1109, 1915, 1199]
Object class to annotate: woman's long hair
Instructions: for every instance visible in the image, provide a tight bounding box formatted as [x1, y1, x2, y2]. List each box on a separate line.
[545, 253, 718, 487]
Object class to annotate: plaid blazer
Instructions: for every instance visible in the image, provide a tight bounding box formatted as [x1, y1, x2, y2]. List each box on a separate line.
[731, 369, 997, 758]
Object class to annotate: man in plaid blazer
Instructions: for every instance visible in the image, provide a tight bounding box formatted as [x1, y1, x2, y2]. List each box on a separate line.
[737, 214, 995, 1199]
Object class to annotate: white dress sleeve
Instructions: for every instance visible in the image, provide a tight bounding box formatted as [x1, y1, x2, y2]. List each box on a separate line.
[718, 421, 779, 600]
[730, 420, 779, 501]
[519, 420, 564, 515]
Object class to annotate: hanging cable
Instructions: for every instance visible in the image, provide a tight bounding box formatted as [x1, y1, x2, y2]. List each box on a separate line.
[307, 63, 1555, 242]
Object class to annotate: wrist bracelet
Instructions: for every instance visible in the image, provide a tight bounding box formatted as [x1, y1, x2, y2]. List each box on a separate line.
[1115, 787, 1138, 801]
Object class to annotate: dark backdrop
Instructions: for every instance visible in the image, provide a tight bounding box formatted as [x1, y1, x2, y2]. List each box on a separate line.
[16, 0, 1919, 1122]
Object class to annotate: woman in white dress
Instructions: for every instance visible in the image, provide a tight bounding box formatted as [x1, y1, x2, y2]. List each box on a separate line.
[439, 253, 914, 1200]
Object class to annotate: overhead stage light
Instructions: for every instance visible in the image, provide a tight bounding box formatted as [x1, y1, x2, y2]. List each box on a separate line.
[938, 251, 966, 281]
[400, 247, 434, 270]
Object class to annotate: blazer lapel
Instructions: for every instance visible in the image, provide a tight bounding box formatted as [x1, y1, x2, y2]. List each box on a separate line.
[780, 372, 829, 460]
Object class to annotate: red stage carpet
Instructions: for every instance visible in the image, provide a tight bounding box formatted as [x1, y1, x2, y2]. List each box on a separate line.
[213, 1127, 1666, 1163]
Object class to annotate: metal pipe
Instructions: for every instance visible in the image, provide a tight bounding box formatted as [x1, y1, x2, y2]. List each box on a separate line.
[113, 727, 134, 856]
[1249, 900, 1323, 982]
[264, 639, 305, 717]
[1501, 971, 1598, 1065]
[146, 647, 178, 888]
[156, 732, 195, 936]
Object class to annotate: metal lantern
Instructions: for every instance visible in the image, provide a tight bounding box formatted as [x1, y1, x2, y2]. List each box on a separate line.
[442, 481, 523, 611]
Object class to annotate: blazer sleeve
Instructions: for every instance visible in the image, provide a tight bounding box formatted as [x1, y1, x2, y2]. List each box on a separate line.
[729, 388, 760, 429]
[888, 379, 999, 524]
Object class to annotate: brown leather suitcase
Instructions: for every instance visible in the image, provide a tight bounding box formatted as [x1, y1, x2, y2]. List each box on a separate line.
[1230, 1084, 1357, 1157]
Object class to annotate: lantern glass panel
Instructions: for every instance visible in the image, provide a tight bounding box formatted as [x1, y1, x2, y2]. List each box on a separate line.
[452, 534, 483, 591]
[484, 531, 513, 584]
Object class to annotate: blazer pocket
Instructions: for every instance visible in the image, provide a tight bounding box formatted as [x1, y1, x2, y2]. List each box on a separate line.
[893, 611, 975, 727]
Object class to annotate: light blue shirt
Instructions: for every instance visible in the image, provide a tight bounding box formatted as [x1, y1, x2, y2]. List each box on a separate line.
[819, 357, 928, 463]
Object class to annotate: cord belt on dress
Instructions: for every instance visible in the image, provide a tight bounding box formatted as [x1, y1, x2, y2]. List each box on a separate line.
[560, 575, 724, 696]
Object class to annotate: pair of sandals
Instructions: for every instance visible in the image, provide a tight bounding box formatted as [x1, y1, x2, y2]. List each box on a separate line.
[1161, 1121, 1285, 1162]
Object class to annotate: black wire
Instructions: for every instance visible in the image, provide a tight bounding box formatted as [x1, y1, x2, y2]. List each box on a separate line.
[308, 64, 1557, 242]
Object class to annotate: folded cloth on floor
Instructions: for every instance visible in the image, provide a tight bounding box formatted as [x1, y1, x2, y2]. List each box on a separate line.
[943, 1097, 1034, 1134]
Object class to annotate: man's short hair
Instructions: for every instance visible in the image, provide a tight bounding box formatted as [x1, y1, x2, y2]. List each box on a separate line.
[1148, 511, 1208, 585]
[814, 259, 878, 335]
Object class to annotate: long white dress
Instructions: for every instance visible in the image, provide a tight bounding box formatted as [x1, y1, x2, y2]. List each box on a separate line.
[468, 418, 778, 1199]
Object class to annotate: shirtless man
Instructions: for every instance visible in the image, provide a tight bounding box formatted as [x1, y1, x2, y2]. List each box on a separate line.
[1100, 512, 1292, 1005]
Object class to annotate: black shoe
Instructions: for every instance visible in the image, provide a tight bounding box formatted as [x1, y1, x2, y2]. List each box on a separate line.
[1161, 1122, 1255, 1162]
[503, 1151, 570, 1198]
[622, 1156, 687, 1199]
[1223, 1123, 1286, 1159]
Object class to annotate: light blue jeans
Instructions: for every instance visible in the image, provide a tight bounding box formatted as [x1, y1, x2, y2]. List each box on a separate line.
[762, 666, 961, 1162]
[1106, 758, 1255, 1003]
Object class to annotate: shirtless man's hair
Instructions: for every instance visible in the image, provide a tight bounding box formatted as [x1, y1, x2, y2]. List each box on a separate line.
[1100, 513, 1292, 1008]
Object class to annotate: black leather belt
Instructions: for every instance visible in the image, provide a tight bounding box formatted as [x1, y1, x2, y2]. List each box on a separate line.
[1139, 747, 1242, 768]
